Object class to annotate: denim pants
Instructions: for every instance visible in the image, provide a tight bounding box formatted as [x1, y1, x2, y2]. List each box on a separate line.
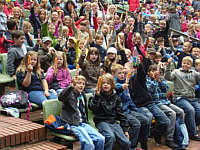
[127, 111, 149, 149]
[96, 122, 131, 150]
[174, 98, 200, 136]
[147, 103, 170, 136]
[28, 90, 58, 106]
[159, 104, 184, 141]
[71, 123, 105, 150]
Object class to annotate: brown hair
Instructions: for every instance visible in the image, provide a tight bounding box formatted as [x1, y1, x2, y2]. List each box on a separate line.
[101, 73, 115, 90]
[86, 47, 101, 66]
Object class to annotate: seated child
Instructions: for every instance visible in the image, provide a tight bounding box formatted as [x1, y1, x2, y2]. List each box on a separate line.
[16, 51, 57, 106]
[146, 64, 184, 148]
[111, 64, 150, 150]
[79, 47, 101, 93]
[46, 51, 71, 95]
[58, 75, 105, 150]
[7, 30, 26, 77]
[89, 73, 131, 150]
[165, 56, 200, 141]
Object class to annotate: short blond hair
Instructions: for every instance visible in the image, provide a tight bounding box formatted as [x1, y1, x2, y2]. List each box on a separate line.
[182, 56, 193, 65]
[111, 64, 124, 74]
[72, 75, 86, 86]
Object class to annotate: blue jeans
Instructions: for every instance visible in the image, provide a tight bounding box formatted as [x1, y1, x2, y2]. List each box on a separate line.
[28, 90, 58, 106]
[71, 123, 105, 150]
[127, 111, 149, 149]
[147, 103, 170, 136]
[96, 122, 131, 150]
[174, 98, 200, 136]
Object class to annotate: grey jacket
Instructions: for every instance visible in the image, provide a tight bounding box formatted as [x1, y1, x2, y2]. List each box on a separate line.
[165, 64, 200, 100]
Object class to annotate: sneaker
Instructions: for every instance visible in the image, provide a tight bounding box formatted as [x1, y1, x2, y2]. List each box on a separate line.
[165, 140, 179, 148]
[189, 134, 200, 141]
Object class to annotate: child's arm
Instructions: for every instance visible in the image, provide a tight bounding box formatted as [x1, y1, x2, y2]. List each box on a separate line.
[45, 67, 54, 85]
[164, 58, 176, 81]
[78, 53, 86, 69]
[42, 79, 50, 97]
[71, 14, 78, 38]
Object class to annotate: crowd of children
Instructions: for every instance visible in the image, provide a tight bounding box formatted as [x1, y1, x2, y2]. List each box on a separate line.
[1, 0, 200, 149]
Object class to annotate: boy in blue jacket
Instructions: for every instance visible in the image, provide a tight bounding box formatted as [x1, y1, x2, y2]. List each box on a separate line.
[111, 63, 151, 150]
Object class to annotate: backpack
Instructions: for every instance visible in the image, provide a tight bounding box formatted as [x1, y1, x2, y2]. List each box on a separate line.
[0, 35, 14, 53]
[0, 90, 29, 109]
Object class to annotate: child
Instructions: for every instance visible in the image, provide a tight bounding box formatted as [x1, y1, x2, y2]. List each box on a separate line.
[112, 64, 150, 150]
[89, 33, 107, 63]
[165, 56, 200, 141]
[146, 64, 184, 148]
[46, 51, 71, 95]
[7, 30, 26, 77]
[16, 51, 57, 106]
[89, 73, 131, 150]
[78, 47, 101, 93]
[58, 75, 105, 150]
[0, 0, 7, 36]
[175, 41, 195, 68]
[38, 37, 55, 72]
[191, 47, 200, 59]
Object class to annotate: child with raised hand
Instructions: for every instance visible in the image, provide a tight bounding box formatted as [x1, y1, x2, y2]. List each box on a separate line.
[165, 56, 200, 141]
[78, 47, 101, 93]
[16, 51, 57, 106]
[111, 64, 150, 150]
[58, 75, 105, 150]
[46, 51, 71, 95]
[89, 73, 131, 150]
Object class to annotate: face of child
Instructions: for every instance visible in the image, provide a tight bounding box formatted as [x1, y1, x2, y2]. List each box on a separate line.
[102, 79, 112, 93]
[57, 55, 64, 68]
[95, 38, 103, 45]
[149, 68, 159, 79]
[79, 25, 86, 32]
[159, 23, 166, 29]
[63, 29, 69, 37]
[182, 43, 191, 53]
[89, 52, 98, 62]
[154, 57, 162, 64]
[64, 18, 71, 26]
[109, 6, 115, 14]
[23, 25, 31, 34]
[52, 12, 58, 21]
[102, 27, 108, 34]
[192, 49, 200, 59]
[49, 25, 56, 35]
[43, 41, 51, 50]
[114, 69, 126, 81]
[39, 11, 46, 21]
[14, 35, 25, 46]
[30, 55, 37, 67]
[109, 22, 114, 30]
[182, 60, 192, 71]
[74, 79, 85, 93]
[145, 26, 151, 33]
[108, 53, 115, 60]
[13, 9, 21, 19]
[67, 39, 75, 48]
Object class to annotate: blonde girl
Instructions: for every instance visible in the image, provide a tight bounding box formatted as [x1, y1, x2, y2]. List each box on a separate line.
[46, 51, 71, 95]
[16, 51, 57, 106]
[11, 7, 23, 30]
[78, 47, 100, 93]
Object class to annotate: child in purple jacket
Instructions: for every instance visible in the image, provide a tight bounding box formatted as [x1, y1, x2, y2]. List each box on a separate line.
[46, 51, 71, 95]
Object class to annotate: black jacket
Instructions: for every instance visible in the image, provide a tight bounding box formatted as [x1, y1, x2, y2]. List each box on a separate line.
[128, 60, 153, 107]
[58, 86, 88, 126]
[89, 91, 129, 132]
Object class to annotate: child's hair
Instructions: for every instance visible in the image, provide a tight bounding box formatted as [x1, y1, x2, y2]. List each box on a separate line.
[95, 34, 103, 41]
[86, 47, 100, 66]
[16, 51, 43, 80]
[7, 19, 17, 30]
[111, 64, 123, 74]
[157, 37, 164, 43]
[62, 26, 69, 32]
[115, 32, 125, 48]
[40, 0, 48, 9]
[12, 30, 24, 40]
[12, 7, 21, 19]
[71, 75, 86, 87]
[182, 56, 193, 65]
[52, 51, 68, 75]
[101, 73, 115, 90]
[159, 20, 166, 25]
[148, 64, 158, 72]
[38, 9, 47, 19]
[145, 24, 152, 29]
[23, 21, 32, 30]
[183, 41, 192, 49]
[125, 49, 131, 57]
[196, 59, 200, 66]
[154, 52, 162, 60]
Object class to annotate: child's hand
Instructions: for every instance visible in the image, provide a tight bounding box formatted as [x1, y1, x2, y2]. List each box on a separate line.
[27, 64, 33, 73]
[44, 90, 50, 97]
[36, 38, 42, 46]
[122, 83, 128, 90]
[81, 48, 86, 55]
[95, 88, 100, 95]
[168, 57, 173, 64]
[124, 132, 129, 139]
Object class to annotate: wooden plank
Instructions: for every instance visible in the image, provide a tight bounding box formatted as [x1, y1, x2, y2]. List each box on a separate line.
[0, 134, 5, 149]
